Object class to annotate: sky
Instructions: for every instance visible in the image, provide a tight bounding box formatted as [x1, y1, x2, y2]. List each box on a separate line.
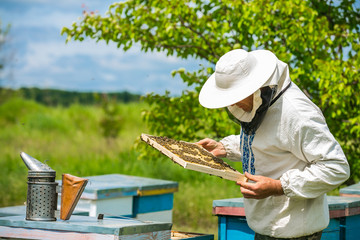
[0, 0, 208, 95]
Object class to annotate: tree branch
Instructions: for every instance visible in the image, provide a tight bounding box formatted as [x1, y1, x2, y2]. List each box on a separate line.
[177, 15, 218, 61]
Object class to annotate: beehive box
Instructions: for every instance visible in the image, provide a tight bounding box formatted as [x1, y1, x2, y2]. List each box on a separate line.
[212, 198, 253, 240]
[0, 215, 172, 240]
[57, 174, 178, 222]
[325, 196, 360, 240]
[133, 193, 174, 222]
[213, 196, 360, 240]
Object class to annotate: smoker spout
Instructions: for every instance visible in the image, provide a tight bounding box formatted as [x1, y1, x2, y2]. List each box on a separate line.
[20, 152, 54, 171]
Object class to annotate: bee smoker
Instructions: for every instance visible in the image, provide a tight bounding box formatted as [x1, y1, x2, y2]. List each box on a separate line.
[20, 152, 58, 221]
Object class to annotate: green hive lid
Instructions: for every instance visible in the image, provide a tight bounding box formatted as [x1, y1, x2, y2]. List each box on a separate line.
[213, 196, 360, 210]
[339, 182, 360, 195]
[0, 215, 172, 235]
[327, 196, 360, 210]
[213, 198, 245, 208]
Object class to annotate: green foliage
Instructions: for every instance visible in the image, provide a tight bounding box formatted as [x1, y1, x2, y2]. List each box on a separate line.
[0, 96, 146, 207]
[100, 94, 124, 138]
[0, 97, 45, 125]
[7, 87, 141, 106]
[62, 0, 360, 183]
[141, 69, 239, 141]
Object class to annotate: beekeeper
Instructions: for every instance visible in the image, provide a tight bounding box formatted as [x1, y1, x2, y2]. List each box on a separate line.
[197, 49, 350, 240]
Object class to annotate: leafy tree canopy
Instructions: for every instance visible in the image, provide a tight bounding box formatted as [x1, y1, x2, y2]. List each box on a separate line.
[62, 0, 360, 183]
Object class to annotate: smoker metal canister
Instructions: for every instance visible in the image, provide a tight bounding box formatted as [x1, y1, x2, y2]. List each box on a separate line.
[26, 170, 58, 221]
[21, 152, 58, 221]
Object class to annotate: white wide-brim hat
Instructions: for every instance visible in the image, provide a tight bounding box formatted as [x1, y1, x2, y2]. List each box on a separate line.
[199, 49, 278, 109]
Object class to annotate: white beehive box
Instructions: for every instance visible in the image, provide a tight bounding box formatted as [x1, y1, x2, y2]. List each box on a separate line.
[57, 174, 178, 222]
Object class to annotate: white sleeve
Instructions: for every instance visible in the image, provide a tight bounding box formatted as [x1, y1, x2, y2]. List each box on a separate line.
[280, 115, 350, 199]
[220, 135, 242, 162]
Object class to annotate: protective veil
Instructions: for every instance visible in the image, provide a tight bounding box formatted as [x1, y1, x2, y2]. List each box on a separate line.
[226, 59, 291, 173]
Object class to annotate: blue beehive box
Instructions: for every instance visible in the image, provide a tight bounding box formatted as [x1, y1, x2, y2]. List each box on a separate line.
[0, 215, 172, 239]
[213, 196, 360, 240]
[212, 198, 253, 240]
[325, 196, 360, 240]
[57, 174, 178, 222]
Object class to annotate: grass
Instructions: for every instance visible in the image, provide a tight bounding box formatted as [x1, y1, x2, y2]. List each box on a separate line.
[0, 96, 244, 237]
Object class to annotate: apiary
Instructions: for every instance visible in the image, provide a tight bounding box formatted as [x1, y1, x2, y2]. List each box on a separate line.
[212, 196, 360, 240]
[57, 174, 178, 222]
[1, 153, 179, 239]
[141, 133, 245, 182]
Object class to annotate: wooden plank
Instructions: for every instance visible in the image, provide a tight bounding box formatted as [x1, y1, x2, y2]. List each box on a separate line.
[137, 187, 178, 197]
[329, 209, 346, 218]
[141, 134, 246, 182]
[346, 206, 360, 217]
[212, 206, 246, 217]
[0, 215, 172, 236]
[170, 231, 214, 239]
[339, 193, 360, 198]
[0, 226, 171, 240]
[0, 226, 118, 240]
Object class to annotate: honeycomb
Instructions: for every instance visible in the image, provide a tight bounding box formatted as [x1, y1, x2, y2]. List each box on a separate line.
[145, 135, 237, 172]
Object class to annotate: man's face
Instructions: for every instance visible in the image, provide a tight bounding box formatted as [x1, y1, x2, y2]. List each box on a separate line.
[232, 94, 253, 112]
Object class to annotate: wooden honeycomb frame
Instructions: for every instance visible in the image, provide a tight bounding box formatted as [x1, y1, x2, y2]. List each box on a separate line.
[141, 133, 246, 182]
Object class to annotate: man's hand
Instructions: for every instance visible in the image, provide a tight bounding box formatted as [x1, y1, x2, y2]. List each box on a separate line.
[196, 138, 227, 158]
[237, 172, 284, 199]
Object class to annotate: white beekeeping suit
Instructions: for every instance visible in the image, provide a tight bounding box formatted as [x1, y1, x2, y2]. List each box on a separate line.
[199, 49, 350, 238]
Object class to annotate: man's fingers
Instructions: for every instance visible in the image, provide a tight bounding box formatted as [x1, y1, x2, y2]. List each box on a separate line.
[196, 138, 215, 149]
[240, 187, 258, 198]
[239, 174, 259, 194]
[195, 139, 209, 145]
[241, 187, 264, 199]
[244, 172, 260, 182]
[239, 181, 257, 191]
